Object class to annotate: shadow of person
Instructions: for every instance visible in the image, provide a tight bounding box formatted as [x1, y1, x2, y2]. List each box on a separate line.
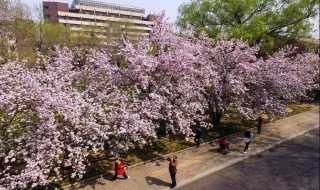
[77, 172, 114, 189]
[101, 173, 114, 181]
[145, 176, 171, 187]
[101, 173, 130, 182]
[76, 174, 107, 189]
[207, 148, 221, 154]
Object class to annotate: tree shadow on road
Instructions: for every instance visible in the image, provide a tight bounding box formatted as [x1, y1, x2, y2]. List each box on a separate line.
[207, 148, 222, 154]
[73, 173, 112, 190]
[145, 176, 171, 187]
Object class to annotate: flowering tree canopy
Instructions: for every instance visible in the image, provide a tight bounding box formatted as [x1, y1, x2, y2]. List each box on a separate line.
[251, 48, 319, 118]
[0, 12, 318, 189]
[0, 49, 109, 189]
[116, 13, 213, 135]
[201, 37, 319, 122]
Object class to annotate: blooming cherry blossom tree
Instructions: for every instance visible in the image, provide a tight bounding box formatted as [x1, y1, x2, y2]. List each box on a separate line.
[115, 12, 213, 137]
[201, 38, 319, 122]
[0, 11, 318, 189]
[199, 36, 262, 122]
[0, 48, 109, 189]
[250, 48, 319, 118]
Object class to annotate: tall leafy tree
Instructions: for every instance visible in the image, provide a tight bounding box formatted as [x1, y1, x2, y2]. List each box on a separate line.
[71, 18, 143, 62]
[0, 0, 31, 61]
[177, 0, 319, 54]
[0, 1, 73, 62]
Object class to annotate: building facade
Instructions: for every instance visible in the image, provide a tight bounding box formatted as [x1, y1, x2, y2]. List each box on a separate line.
[43, 0, 154, 37]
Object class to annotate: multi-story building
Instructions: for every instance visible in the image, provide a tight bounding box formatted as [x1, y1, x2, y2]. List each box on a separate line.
[43, 0, 155, 38]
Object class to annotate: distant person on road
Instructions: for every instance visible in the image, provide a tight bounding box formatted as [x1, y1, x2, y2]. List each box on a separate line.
[194, 127, 202, 148]
[243, 130, 253, 154]
[256, 116, 263, 134]
[112, 157, 130, 181]
[167, 155, 178, 189]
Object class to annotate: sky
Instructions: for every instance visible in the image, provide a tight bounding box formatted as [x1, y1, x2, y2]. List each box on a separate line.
[23, 0, 319, 39]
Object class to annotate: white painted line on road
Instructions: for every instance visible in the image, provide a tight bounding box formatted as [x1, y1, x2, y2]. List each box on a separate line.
[304, 134, 316, 138]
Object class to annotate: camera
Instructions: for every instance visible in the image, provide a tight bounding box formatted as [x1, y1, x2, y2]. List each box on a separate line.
[167, 157, 171, 161]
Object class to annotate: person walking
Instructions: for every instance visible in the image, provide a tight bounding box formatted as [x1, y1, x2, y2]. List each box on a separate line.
[309, 94, 315, 103]
[256, 116, 263, 134]
[167, 155, 178, 189]
[194, 127, 202, 148]
[243, 130, 253, 154]
[112, 157, 130, 181]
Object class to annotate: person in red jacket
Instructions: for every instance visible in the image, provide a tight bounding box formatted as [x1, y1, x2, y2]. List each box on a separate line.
[256, 116, 263, 134]
[219, 138, 230, 150]
[112, 157, 130, 181]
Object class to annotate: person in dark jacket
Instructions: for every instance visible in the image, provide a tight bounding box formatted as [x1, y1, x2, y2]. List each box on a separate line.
[167, 155, 178, 188]
[194, 127, 202, 148]
[256, 116, 263, 134]
[309, 94, 315, 103]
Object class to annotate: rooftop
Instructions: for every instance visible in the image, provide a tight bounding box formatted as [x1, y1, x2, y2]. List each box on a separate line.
[70, 0, 145, 14]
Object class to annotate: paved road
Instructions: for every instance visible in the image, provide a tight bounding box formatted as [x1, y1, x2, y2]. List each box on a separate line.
[177, 127, 320, 190]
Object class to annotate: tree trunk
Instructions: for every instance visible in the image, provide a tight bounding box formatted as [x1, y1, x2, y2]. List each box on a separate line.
[0, 157, 4, 171]
[202, 92, 215, 123]
[212, 98, 223, 124]
[215, 108, 223, 124]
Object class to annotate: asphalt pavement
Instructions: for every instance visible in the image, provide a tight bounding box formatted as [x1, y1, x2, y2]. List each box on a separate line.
[176, 127, 319, 190]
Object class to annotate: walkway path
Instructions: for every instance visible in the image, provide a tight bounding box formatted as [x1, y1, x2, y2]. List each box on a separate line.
[63, 108, 319, 190]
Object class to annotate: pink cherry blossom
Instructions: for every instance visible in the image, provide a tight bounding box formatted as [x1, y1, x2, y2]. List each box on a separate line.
[0, 12, 318, 189]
